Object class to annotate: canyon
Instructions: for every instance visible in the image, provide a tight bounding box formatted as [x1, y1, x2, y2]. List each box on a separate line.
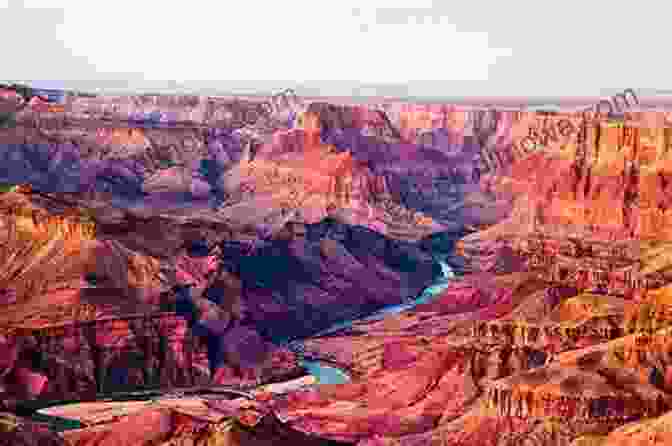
[1, 87, 672, 445]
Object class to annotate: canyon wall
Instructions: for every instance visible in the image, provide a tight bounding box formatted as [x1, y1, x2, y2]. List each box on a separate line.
[4, 89, 672, 445]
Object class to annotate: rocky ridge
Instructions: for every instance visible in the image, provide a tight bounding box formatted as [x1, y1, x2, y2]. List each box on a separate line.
[3, 89, 672, 445]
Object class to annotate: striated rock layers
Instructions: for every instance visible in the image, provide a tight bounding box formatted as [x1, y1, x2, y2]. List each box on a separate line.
[253, 272, 672, 446]
[5, 90, 672, 445]
[0, 412, 65, 446]
[54, 403, 353, 446]
[0, 189, 303, 404]
[0, 100, 454, 405]
[211, 108, 672, 446]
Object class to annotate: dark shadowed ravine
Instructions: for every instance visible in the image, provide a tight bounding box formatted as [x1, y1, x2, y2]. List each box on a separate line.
[26, 254, 457, 432]
[290, 258, 456, 385]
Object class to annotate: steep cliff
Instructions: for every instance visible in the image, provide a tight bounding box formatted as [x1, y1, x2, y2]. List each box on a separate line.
[0, 118, 447, 404]
[4, 90, 672, 446]
[0, 188, 304, 404]
[216, 107, 672, 446]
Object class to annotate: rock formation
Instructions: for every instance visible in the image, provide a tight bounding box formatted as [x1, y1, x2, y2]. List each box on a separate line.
[3, 90, 672, 445]
[215, 106, 672, 446]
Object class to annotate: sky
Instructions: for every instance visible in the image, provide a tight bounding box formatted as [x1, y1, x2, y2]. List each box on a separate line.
[0, 0, 668, 98]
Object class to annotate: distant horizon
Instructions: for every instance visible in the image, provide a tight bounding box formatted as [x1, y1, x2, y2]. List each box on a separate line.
[3, 79, 666, 104]
[5, 80, 672, 113]
[3, 2, 669, 104]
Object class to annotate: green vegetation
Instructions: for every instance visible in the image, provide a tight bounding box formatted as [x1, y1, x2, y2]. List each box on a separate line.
[159, 158, 178, 168]
[29, 412, 82, 432]
[0, 183, 17, 193]
[0, 111, 16, 128]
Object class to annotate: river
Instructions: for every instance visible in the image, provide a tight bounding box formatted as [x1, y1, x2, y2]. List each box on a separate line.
[294, 258, 456, 385]
[29, 258, 456, 430]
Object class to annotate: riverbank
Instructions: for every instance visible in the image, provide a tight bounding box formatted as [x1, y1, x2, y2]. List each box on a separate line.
[19, 255, 457, 433]
[290, 258, 457, 385]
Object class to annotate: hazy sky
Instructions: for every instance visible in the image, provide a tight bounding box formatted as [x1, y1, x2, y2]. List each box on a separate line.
[0, 0, 667, 98]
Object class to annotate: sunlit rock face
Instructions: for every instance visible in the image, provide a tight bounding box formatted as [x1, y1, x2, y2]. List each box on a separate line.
[5, 90, 672, 446]
[307, 106, 519, 232]
[572, 409, 672, 446]
[0, 312, 303, 402]
[0, 95, 471, 404]
[1, 93, 519, 242]
[0, 189, 442, 401]
[214, 107, 672, 445]
[455, 112, 672, 293]
[0, 413, 65, 446]
[55, 402, 353, 446]
[0, 189, 305, 402]
[263, 271, 672, 446]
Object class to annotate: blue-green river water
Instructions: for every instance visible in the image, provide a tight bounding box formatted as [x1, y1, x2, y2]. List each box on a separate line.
[29, 260, 455, 429]
[297, 259, 455, 384]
